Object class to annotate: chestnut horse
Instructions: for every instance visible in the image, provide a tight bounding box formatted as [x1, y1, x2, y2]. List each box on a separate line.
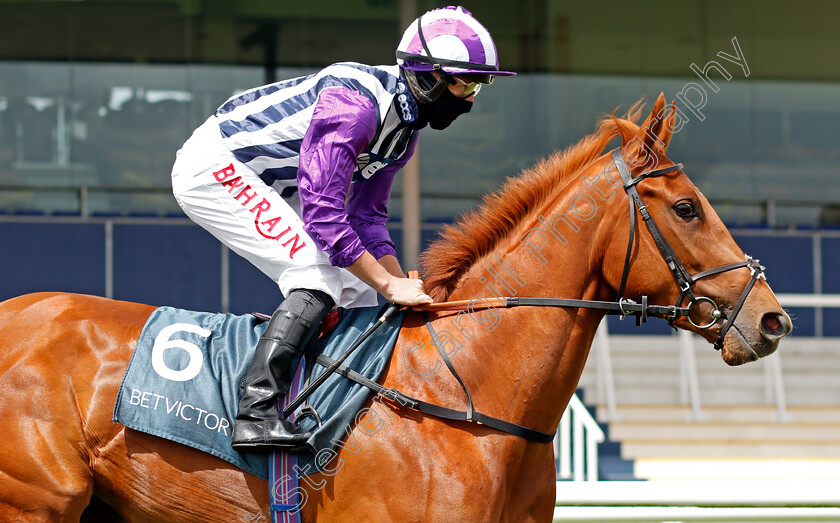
[0, 95, 791, 522]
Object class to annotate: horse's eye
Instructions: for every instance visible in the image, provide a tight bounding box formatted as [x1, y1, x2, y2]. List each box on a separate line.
[674, 200, 698, 218]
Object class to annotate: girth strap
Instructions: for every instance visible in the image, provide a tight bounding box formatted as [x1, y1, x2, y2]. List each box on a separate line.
[423, 311, 474, 420]
[419, 311, 554, 442]
[311, 350, 555, 444]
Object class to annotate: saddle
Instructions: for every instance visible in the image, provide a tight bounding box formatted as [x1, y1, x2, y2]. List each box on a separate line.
[113, 303, 405, 480]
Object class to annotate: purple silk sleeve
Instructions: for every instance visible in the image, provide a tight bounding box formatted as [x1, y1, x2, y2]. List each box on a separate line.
[347, 134, 418, 260]
[297, 88, 379, 268]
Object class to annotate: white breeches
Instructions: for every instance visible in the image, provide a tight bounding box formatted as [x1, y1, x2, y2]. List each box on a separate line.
[171, 115, 377, 309]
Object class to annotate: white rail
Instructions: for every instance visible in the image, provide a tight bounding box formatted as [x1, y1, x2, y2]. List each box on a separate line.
[594, 293, 840, 423]
[554, 505, 840, 522]
[554, 480, 840, 522]
[556, 393, 605, 481]
[592, 321, 618, 422]
[678, 329, 706, 422]
[777, 293, 840, 307]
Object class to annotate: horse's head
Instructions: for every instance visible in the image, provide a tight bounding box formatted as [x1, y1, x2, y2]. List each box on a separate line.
[601, 93, 792, 365]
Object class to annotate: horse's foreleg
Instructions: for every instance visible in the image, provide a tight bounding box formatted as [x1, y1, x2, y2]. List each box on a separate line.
[80, 497, 123, 523]
[0, 442, 93, 522]
[93, 429, 270, 522]
[0, 365, 95, 519]
[504, 444, 557, 522]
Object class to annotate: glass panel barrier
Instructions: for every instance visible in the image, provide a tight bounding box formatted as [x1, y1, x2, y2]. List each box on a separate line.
[1, 61, 839, 227]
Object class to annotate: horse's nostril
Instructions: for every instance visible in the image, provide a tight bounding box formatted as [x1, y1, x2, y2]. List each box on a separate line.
[761, 312, 791, 338]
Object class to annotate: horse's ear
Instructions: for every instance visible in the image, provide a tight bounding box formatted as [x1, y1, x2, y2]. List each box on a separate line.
[641, 92, 668, 152]
[656, 100, 678, 152]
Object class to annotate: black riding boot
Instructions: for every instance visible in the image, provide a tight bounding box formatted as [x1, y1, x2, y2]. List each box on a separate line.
[231, 309, 315, 453]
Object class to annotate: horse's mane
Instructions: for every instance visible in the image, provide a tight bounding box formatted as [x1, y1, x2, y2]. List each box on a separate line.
[419, 100, 648, 301]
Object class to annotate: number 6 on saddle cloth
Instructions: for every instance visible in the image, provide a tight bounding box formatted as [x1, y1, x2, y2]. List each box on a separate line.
[113, 303, 406, 480]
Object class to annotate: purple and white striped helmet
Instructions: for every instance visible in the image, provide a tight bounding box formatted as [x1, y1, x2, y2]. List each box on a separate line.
[396, 6, 515, 77]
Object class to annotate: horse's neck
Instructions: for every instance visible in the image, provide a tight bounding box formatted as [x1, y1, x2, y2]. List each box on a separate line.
[443, 171, 619, 432]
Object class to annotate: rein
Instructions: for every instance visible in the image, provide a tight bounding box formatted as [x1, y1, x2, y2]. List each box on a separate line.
[288, 148, 770, 444]
[414, 296, 687, 324]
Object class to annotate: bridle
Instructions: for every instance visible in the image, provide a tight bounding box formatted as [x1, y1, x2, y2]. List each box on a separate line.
[286, 147, 771, 444]
[610, 148, 766, 350]
[411, 148, 768, 347]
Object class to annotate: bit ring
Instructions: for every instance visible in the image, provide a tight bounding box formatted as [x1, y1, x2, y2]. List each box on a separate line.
[687, 296, 722, 329]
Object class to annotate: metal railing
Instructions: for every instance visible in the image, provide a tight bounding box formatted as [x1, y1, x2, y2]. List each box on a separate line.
[556, 393, 605, 481]
[0, 184, 179, 219]
[554, 480, 840, 522]
[594, 293, 840, 423]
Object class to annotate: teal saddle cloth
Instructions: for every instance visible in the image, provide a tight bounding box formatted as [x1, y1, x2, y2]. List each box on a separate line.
[113, 304, 405, 480]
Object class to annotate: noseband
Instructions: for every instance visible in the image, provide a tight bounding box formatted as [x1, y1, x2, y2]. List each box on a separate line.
[610, 148, 766, 350]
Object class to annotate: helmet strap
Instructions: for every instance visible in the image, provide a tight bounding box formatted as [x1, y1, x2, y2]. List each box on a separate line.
[403, 69, 450, 104]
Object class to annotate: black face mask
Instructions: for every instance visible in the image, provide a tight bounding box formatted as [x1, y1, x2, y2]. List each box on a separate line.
[414, 88, 473, 130]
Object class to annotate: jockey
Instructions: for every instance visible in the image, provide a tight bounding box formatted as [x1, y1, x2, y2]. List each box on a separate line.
[170, 5, 515, 453]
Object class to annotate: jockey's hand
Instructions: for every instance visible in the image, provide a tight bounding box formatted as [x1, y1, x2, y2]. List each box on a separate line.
[346, 250, 433, 306]
[382, 276, 433, 306]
